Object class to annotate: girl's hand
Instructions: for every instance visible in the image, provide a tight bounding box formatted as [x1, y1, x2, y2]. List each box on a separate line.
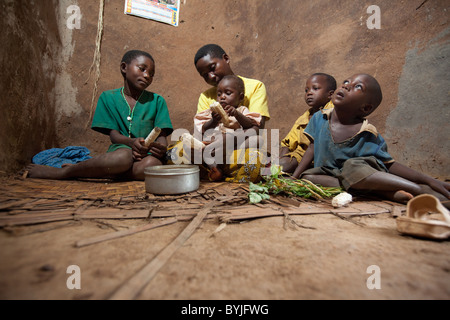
[132, 138, 148, 161]
[147, 142, 167, 160]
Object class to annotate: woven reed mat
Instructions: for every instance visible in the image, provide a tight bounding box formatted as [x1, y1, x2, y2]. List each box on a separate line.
[0, 177, 396, 227]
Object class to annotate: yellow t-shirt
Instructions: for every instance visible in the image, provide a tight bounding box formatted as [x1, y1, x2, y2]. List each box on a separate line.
[197, 75, 270, 120]
[281, 101, 334, 162]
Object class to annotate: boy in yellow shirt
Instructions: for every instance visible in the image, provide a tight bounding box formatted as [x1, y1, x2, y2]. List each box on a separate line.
[194, 44, 270, 128]
[279, 73, 336, 173]
[186, 44, 270, 182]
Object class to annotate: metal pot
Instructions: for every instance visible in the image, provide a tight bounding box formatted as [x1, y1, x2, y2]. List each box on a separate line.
[144, 165, 200, 195]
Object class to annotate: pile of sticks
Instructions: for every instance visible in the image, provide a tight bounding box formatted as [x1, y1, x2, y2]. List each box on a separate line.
[0, 178, 393, 228]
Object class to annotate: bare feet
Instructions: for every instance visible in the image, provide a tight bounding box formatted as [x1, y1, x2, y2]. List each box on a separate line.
[26, 164, 68, 180]
[208, 167, 223, 181]
[392, 190, 414, 203]
[373, 190, 414, 204]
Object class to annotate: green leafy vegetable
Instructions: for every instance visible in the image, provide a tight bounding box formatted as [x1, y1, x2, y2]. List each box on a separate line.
[248, 165, 343, 204]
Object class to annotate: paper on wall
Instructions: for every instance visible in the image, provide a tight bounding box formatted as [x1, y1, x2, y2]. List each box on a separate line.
[124, 0, 180, 27]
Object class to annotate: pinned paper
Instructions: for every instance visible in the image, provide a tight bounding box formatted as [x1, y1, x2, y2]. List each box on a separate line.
[124, 0, 180, 27]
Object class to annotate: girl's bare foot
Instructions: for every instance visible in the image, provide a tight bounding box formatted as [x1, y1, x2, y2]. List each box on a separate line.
[26, 164, 68, 180]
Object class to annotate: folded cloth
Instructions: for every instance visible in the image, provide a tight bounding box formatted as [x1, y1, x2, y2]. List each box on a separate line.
[32, 146, 92, 168]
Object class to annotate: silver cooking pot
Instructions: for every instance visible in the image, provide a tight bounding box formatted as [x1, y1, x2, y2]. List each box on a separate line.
[144, 165, 200, 195]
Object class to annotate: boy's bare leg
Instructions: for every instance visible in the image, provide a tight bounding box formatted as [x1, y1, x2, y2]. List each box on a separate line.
[303, 173, 414, 203]
[26, 148, 134, 180]
[302, 174, 341, 187]
[372, 190, 414, 203]
[350, 171, 448, 204]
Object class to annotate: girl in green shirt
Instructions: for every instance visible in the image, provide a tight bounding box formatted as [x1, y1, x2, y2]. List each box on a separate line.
[27, 50, 173, 181]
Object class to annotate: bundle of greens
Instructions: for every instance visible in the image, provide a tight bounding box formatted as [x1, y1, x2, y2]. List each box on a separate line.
[248, 165, 343, 204]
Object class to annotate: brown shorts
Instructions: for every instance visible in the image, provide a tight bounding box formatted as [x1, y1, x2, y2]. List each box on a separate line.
[301, 156, 390, 190]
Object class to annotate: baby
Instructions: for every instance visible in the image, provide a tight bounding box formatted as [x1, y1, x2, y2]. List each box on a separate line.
[194, 75, 262, 180]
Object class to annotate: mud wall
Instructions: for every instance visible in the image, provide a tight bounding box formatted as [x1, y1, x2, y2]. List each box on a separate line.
[1, 0, 449, 178]
[0, 0, 60, 174]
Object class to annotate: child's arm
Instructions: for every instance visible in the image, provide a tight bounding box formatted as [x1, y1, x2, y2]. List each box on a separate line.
[201, 111, 221, 134]
[109, 129, 146, 161]
[146, 133, 168, 160]
[110, 129, 134, 147]
[224, 106, 257, 130]
[292, 142, 314, 179]
[279, 147, 290, 158]
[387, 162, 450, 199]
[110, 129, 167, 161]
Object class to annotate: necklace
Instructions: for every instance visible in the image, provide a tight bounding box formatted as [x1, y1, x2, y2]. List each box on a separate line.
[121, 87, 144, 137]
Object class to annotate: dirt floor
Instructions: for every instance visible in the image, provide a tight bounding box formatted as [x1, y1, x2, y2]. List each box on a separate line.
[0, 175, 449, 301]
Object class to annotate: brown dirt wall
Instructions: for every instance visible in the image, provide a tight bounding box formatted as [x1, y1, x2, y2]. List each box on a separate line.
[0, 0, 60, 174]
[0, 0, 449, 177]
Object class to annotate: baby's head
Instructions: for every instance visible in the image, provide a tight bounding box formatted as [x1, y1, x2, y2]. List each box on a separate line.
[216, 75, 245, 108]
[333, 74, 382, 117]
[120, 50, 155, 90]
[194, 44, 233, 87]
[305, 73, 336, 110]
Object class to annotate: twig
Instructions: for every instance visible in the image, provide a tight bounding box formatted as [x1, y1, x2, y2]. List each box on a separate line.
[75, 218, 177, 248]
[331, 211, 365, 227]
[93, 219, 120, 231]
[280, 208, 316, 230]
[108, 202, 215, 300]
[209, 222, 227, 238]
[290, 180, 324, 200]
[416, 0, 429, 10]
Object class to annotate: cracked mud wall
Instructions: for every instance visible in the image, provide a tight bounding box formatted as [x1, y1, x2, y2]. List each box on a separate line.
[1, 0, 449, 178]
[0, 0, 60, 173]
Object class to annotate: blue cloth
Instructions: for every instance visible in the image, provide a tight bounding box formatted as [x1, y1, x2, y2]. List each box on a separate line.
[32, 146, 92, 168]
[304, 109, 393, 171]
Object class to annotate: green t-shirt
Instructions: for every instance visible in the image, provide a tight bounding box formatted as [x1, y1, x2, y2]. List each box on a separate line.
[92, 88, 173, 152]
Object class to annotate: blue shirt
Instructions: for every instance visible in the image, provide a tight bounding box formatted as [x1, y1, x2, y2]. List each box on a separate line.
[304, 108, 394, 170]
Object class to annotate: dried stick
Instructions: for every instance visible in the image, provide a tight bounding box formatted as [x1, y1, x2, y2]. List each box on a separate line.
[75, 218, 177, 248]
[108, 202, 215, 300]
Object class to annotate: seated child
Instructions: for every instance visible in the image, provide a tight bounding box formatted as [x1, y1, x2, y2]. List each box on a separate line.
[168, 44, 269, 183]
[292, 73, 450, 205]
[279, 73, 336, 173]
[194, 75, 262, 181]
[194, 44, 270, 126]
[27, 50, 173, 181]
